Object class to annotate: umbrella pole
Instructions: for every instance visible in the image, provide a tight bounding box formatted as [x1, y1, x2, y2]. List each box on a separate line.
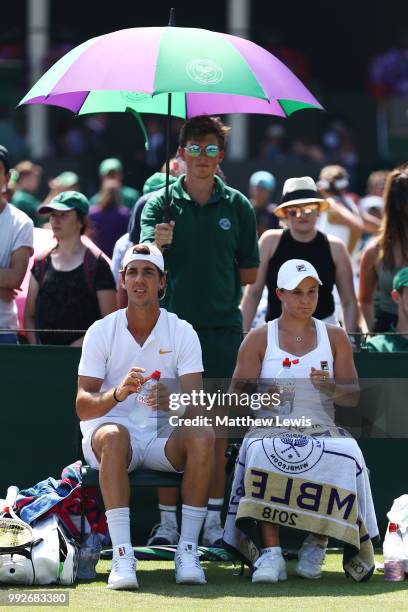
[163, 92, 172, 224]
[163, 7, 176, 225]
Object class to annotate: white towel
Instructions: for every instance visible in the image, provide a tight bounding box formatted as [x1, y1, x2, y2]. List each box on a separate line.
[223, 426, 379, 581]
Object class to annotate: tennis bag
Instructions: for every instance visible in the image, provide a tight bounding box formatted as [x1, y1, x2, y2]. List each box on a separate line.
[0, 515, 78, 585]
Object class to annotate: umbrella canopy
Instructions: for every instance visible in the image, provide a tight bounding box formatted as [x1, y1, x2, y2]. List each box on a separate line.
[20, 26, 322, 119]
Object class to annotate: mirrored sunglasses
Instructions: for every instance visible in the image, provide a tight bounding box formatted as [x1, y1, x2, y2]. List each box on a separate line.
[286, 203, 320, 218]
[184, 144, 220, 158]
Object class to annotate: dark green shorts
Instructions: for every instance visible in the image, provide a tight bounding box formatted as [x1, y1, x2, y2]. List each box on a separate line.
[196, 327, 243, 380]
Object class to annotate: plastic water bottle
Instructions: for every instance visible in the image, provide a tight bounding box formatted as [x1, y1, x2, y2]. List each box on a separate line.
[275, 358, 296, 415]
[77, 531, 102, 579]
[401, 529, 408, 573]
[383, 523, 405, 581]
[129, 370, 161, 428]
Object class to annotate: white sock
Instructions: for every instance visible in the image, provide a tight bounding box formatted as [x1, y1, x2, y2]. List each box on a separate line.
[106, 507, 131, 551]
[261, 546, 282, 556]
[159, 504, 178, 529]
[179, 504, 207, 546]
[205, 498, 223, 526]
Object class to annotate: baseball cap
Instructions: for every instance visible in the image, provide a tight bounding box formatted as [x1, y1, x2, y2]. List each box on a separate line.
[99, 158, 122, 175]
[0, 145, 10, 173]
[38, 191, 89, 216]
[56, 171, 79, 188]
[393, 267, 408, 291]
[122, 243, 164, 273]
[359, 195, 383, 213]
[277, 259, 322, 290]
[249, 171, 276, 191]
[143, 172, 177, 195]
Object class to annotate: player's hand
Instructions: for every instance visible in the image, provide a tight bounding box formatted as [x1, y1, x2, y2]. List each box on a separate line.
[114, 367, 146, 402]
[310, 367, 335, 396]
[141, 382, 170, 411]
[155, 221, 175, 250]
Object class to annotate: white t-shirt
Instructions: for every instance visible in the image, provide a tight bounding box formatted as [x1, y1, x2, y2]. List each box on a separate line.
[78, 308, 203, 434]
[0, 203, 33, 330]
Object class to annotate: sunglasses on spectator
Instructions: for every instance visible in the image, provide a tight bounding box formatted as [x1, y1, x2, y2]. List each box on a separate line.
[184, 144, 220, 158]
[285, 203, 320, 218]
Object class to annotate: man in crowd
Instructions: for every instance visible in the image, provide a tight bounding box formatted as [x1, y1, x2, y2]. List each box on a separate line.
[77, 243, 214, 588]
[248, 170, 280, 235]
[11, 160, 43, 227]
[140, 115, 260, 546]
[0, 146, 33, 344]
[90, 158, 140, 210]
[366, 268, 408, 351]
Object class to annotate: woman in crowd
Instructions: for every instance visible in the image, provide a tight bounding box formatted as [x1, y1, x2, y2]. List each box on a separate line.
[24, 191, 116, 346]
[241, 176, 359, 333]
[359, 163, 408, 331]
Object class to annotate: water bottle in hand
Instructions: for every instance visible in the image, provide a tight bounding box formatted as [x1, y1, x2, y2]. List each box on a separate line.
[129, 370, 161, 428]
[275, 358, 296, 415]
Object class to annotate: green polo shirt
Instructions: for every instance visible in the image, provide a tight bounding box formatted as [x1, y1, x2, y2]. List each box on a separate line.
[140, 175, 259, 330]
[90, 185, 140, 209]
[366, 326, 408, 352]
[11, 190, 44, 227]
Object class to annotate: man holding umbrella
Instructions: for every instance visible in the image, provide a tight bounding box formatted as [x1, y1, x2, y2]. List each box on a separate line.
[140, 115, 260, 546]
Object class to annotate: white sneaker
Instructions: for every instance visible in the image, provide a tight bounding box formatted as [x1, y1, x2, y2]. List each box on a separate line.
[107, 545, 138, 590]
[175, 542, 206, 584]
[252, 552, 287, 583]
[296, 534, 327, 579]
[202, 520, 224, 547]
[147, 522, 179, 546]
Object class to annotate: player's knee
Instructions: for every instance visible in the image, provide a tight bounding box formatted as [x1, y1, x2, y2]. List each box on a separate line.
[186, 426, 215, 458]
[99, 426, 130, 457]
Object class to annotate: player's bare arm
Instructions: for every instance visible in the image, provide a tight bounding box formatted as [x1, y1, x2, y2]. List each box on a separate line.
[76, 367, 146, 420]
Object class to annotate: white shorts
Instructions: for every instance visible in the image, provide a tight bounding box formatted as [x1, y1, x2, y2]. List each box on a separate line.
[81, 416, 181, 474]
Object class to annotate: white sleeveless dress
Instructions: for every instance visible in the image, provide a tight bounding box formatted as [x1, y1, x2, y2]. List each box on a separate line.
[259, 318, 335, 427]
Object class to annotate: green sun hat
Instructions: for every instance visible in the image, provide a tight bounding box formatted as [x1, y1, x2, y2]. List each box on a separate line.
[38, 191, 89, 216]
[393, 267, 408, 291]
[99, 158, 122, 175]
[143, 172, 177, 195]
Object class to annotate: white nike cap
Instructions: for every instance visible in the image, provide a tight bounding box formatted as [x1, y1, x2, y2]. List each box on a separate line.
[122, 243, 164, 272]
[277, 259, 322, 290]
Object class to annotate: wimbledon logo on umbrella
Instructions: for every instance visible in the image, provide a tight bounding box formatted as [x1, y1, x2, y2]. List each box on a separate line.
[186, 59, 224, 85]
[121, 92, 152, 104]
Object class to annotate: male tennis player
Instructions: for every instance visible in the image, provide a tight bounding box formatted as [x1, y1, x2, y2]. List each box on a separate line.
[76, 243, 214, 589]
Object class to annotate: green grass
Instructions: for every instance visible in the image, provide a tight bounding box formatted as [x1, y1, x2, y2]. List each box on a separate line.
[1, 553, 408, 611]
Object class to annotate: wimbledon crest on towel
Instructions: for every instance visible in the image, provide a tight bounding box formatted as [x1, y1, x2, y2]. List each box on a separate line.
[262, 432, 324, 474]
[186, 59, 224, 85]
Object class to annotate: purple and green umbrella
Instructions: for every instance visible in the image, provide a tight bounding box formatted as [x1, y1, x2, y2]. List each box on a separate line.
[20, 25, 322, 118]
[20, 21, 322, 218]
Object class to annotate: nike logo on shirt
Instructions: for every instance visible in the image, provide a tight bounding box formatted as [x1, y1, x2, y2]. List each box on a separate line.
[159, 349, 172, 355]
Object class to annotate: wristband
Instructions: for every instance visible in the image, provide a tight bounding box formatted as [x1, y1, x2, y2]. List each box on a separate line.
[113, 387, 123, 403]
